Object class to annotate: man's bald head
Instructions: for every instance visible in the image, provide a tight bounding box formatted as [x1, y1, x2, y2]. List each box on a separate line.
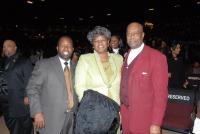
[127, 22, 144, 33]
[126, 22, 145, 49]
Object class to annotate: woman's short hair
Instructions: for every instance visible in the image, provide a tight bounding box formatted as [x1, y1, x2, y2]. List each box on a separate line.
[87, 26, 111, 44]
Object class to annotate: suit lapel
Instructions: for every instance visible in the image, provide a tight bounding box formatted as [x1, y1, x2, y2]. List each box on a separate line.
[93, 51, 118, 86]
[131, 45, 148, 73]
[108, 54, 117, 84]
[94, 51, 109, 85]
[51, 55, 66, 87]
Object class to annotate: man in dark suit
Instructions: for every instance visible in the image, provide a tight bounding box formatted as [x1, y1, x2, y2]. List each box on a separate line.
[26, 35, 78, 134]
[2, 39, 33, 134]
[120, 22, 168, 134]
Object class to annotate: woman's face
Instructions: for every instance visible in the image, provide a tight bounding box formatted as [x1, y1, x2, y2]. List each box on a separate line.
[92, 35, 109, 54]
[110, 36, 120, 49]
[172, 44, 181, 55]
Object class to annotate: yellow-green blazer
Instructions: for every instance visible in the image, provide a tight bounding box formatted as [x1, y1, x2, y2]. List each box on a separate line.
[75, 51, 123, 104]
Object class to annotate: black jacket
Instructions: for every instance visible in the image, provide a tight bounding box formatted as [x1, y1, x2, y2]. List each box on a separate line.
[74, 90, 120, 134]
[4, 53, 33, 117]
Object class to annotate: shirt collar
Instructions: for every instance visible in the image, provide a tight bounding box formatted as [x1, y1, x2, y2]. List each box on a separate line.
[112, 48, 119, 54]
[131, 43, 144, 52]
[58, 56, 70, 70]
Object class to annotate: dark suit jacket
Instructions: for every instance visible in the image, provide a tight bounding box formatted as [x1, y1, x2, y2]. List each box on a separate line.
[4, 53, 33, 117]
[74, 90, 120, 134]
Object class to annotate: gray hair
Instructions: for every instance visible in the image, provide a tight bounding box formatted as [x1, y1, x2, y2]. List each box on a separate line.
[87, 26, 111, 44]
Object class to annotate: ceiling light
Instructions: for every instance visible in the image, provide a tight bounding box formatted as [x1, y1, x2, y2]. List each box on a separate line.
[145, 22, 154, 29]
[148, 8, 154, 11]
[197, 1, 200, 4]
[27, 0, 34, 4]
[174, 4, 181, 8]
[78, 17, 84, 21]
[59, 17, 64, 20]
[89, 16, 94, 19]
[106, 13, 111, 16]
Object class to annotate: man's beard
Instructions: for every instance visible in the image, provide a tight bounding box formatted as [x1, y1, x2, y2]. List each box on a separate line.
[59, 52, 71, 60]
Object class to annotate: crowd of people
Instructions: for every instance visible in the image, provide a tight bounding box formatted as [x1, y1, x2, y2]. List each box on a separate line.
[0, 21, 199, 134]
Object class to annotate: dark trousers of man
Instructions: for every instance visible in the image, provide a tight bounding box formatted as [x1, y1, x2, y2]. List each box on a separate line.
[3, 108, 33, 134]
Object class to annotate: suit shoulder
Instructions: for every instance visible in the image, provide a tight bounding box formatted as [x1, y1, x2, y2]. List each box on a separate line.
[145, 45, 166, 59]
[35, 56, 56, 67]
[18, 55, 30, 62]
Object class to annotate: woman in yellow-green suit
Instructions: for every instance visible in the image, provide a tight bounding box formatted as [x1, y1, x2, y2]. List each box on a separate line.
[75, 26, 123, 133]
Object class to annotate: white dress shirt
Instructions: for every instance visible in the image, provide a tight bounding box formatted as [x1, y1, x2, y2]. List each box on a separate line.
[112, 48, 119, 54]
[127, 43, 144, 65]
[59, 57, 70, 71]
[193, 117, 200, 134]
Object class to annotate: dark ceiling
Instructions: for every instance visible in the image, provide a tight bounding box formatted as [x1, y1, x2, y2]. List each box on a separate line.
[0, 0, 200, 25]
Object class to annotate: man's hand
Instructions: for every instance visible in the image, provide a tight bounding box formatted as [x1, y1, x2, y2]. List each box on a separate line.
[34, 112, 45, 129]
[24, 97, 29, 105]
[150, 124, 161, 134]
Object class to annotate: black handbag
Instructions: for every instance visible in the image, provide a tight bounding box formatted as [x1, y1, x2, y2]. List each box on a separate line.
[74, 90, 120, 134]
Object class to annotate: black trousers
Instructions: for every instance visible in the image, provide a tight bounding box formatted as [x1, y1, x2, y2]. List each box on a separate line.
[4, 113, 33, 134]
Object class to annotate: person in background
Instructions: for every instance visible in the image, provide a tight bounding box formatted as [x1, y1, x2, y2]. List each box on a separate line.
[193, 93, 200, 133]
[75, 26, 123, 133]
[26, 35, 78, 134]
[168, 41, 185, 88]
[183, 60, 200, 89]
[71, 48, 82, 64]
[2, 39, 33, 134]
[120, 22, 168, 134]
[108, 34, 127, 57]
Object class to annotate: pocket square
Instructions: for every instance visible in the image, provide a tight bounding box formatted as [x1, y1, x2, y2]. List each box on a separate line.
[142, 72, 148, 75]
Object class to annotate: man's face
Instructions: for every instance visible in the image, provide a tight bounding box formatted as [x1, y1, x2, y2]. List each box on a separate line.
[3, 40, 17, 57]
[56, 37, 74, 60]
[126, 23, 144, 49]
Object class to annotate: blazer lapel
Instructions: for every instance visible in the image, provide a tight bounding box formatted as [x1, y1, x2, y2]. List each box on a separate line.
[108, 54, 117, 85]
[94, 51, 109, 85]
[93, 51, 118, 86]
[124, 45, 147, 75]
[131, 45, 148, 73]
[51, 55, 66, 87]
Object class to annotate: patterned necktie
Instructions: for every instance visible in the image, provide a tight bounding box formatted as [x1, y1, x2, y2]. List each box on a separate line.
[64, 62, 74, 111]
